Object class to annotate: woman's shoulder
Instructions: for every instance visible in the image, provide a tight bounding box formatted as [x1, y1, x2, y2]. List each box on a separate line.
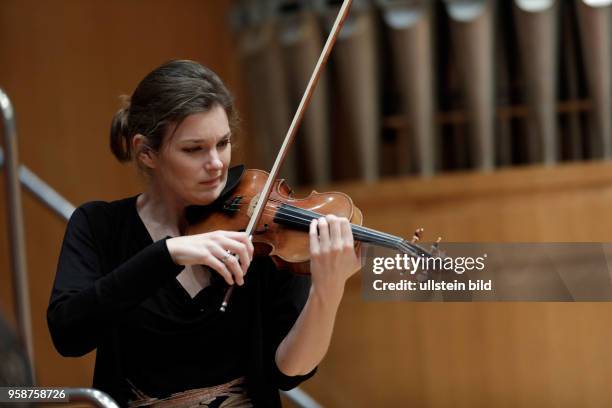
[68, 195, 140, 240]
[75, 194, 139, 219]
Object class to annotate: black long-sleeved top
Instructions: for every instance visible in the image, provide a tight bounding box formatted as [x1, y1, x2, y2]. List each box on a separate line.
[47, 165, 315, 407]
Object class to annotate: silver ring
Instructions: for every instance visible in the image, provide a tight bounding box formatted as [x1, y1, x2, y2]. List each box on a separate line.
[221, 252, 231, 263]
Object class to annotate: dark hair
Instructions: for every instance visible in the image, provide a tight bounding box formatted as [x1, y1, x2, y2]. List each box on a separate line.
[110, 60, 237, 163]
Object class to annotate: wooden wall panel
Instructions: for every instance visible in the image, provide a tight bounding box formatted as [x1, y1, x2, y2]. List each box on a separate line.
[297, 161, 612, 407]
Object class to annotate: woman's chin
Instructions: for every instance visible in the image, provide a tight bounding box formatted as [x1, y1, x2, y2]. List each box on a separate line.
[189, 187, 224, 206]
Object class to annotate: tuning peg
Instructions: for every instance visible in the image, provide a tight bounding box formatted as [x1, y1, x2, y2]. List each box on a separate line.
[431, 236, 445, 257]
[411, 227, 424, 243]
[431, 236, 441, 251]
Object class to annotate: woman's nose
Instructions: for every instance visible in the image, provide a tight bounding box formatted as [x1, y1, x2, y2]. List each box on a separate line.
[205, 153, 223, 172]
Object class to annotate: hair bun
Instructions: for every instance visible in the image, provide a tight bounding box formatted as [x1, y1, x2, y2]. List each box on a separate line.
[109, 96, 132, 162]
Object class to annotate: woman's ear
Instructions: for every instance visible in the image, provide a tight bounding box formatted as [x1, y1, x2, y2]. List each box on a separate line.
[133, 134, 157, 169]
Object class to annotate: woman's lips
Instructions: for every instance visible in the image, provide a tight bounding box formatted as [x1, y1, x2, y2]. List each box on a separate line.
[199, 177, 221, 186]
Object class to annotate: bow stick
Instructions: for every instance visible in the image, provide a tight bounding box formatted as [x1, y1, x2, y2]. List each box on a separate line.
[221, 0, 354, 311]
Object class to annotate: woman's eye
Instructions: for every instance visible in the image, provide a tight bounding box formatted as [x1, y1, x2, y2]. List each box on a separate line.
[183, 147, 201, 153]
[217, 139, 231, 148]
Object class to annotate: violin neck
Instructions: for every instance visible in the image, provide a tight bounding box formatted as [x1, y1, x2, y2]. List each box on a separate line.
[351, 224, 429, 258]
[272, 203, 428, 258]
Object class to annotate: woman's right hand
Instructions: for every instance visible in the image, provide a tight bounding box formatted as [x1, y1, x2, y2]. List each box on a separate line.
[166, 231, 253, 286]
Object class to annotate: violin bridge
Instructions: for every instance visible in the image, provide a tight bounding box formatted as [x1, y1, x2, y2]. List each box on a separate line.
[247, 193, 261, 218]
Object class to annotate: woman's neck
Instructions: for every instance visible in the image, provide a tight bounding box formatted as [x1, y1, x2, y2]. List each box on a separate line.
[136, 181, 189, 239]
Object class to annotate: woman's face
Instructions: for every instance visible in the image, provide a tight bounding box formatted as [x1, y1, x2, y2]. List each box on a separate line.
[147, 105, 232, 206]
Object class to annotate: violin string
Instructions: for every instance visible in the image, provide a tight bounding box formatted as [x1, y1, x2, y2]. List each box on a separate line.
[229, 200, 400, 246]
[225, 194, 430, 257]
[274, 212, 409, 252]
[227, 198, 406, 247]
[281, 204, 427, 255]
[265, 196, 411, 243]
[275, 205, 402, 247]
[235, 203, 428, 257]
[227, 199, 410, 251]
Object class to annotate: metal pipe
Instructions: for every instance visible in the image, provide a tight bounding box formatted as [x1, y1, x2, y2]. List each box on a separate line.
[378, 0, 436, 176]
[0, 88, 35, 382]
[275, 0, 332, 185]
[317, 0, 380, 181]
[444, 0, 495, 170]
[65, 388, 120, 408]
[233, 0, 297, 181]
[576, 0, 612, 159]
[283, 387, 324, 408]
[513, 0, 559, 164]
[0, 148, 75, 221]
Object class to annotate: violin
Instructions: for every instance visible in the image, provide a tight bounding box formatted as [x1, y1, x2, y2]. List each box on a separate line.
[185, 168, 437, 276]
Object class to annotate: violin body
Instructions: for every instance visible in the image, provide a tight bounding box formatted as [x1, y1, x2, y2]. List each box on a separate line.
[186, 168, 363, 275]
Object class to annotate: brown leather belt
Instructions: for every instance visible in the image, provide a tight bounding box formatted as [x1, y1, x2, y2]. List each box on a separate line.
[127, 376, 252, 408]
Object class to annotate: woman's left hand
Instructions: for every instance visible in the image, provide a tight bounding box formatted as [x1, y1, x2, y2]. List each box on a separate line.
[309, 215, 362, 302]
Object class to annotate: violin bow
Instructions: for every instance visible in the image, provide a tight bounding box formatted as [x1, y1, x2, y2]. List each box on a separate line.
[220, 0, 354, 312]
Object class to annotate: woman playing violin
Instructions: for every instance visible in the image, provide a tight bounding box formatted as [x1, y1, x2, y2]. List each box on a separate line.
[47, 60, 362, 407]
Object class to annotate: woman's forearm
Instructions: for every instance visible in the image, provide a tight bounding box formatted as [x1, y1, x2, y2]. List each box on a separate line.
[275, 215, 361, 376]
[275, 285, 344, 376]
